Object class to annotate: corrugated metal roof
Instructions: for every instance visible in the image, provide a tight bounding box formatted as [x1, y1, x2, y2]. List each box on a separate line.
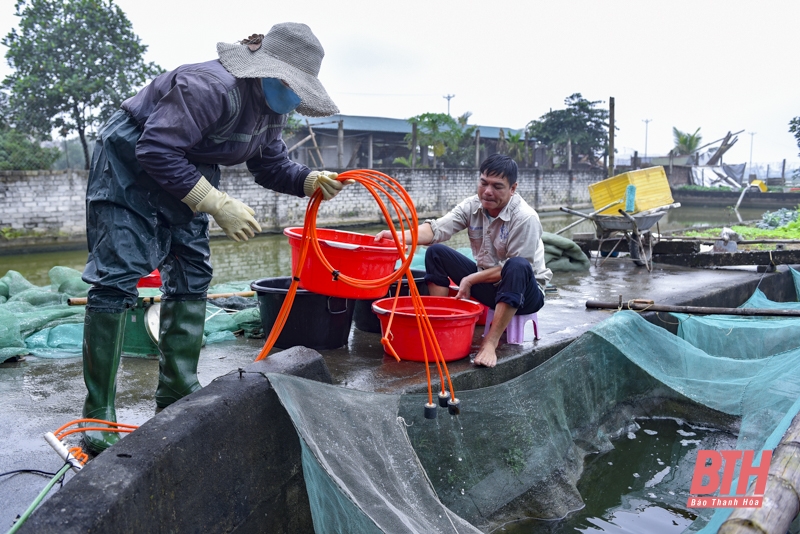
[303, 114, 523, 140]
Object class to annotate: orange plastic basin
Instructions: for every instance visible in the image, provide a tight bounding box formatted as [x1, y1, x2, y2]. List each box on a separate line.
[284, 227, 402, 299]
[372, 296, 483, 362]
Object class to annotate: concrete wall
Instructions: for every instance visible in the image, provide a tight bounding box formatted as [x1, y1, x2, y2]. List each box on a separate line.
[0, 168, 603, 241]
[18, 346, 332, 534]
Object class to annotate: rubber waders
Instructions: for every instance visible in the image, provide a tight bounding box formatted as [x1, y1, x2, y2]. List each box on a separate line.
[81, 310, 126, 454]
[155, 299, 206, 408]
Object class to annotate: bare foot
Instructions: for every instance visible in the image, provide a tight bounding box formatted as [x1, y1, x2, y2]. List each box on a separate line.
[473, 344, 498, 367]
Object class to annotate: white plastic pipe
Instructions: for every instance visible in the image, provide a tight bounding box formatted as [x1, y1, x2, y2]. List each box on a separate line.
[44, 432, 83, 473]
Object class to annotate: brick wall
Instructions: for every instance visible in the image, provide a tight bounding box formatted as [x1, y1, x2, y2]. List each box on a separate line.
[0, 168, 604, 239]
[0, 170, 88, 237]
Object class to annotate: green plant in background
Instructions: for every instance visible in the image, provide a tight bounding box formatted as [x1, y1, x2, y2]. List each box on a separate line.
[502, 130, 527, 163]
[392, 155, 413, 168]
[677, 185, 735, 192]
[404, 112, 477, 168]
[2, 0, 163, 169]
[756, 208, 799, 229]
[526, 93, 609, 167]
[684, 207, 799, 238]
[0, 125, 59, 170]
[671, 127, 702, 156]
[285, 112, 302, 136]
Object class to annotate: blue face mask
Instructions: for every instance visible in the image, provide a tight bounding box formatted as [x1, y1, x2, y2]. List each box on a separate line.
[261, 78, 302, 114]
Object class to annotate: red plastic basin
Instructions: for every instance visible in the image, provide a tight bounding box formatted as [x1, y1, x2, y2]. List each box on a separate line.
[137, 270, 162, 288]
[284, 227, 402, 300]
[448, 283, 488, 325]
[372, 296, 483, 362]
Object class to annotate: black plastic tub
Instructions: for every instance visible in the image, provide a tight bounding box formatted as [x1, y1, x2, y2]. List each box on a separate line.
[353, 269, 429, 333]
[251, 277, 355, 350]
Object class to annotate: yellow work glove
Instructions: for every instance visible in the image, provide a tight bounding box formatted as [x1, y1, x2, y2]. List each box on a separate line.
[303, 170, 350, 200]
[182, 177, 262, 242]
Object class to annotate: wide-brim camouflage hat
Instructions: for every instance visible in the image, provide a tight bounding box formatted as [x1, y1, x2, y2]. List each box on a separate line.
[217, 22, 339, 117]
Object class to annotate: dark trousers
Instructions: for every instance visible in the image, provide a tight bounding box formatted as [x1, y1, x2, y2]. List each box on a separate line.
[83, 110, 217, 313]
[424, 244, 544, 315]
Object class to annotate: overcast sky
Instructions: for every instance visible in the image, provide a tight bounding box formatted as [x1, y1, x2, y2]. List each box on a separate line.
[1, 0, 798, 170]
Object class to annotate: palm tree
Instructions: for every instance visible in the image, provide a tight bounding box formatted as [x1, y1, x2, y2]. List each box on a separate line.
[672, 127, 702, 155]
[504, 131, 527, 163]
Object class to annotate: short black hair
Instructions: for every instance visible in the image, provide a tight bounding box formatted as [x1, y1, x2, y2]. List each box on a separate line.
[479, 154, 518, 186]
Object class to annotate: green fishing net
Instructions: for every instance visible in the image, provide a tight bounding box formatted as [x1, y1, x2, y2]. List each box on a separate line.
[0, 271, 262, 360]
[268, 271, 800, 533]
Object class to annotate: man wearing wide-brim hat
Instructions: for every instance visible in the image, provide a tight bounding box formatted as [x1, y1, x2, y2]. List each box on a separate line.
[80, 22, 345, 454]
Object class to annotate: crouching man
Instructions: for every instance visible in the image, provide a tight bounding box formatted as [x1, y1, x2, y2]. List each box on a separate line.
[376, 154, 551, 367]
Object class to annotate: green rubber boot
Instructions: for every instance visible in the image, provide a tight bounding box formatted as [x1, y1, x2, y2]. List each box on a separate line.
[155, 299, 206, 408]
[81, 310, 126, 455]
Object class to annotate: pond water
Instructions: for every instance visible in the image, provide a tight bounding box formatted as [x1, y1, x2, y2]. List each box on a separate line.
[0, 206, 768, 287]
[496, 417, 737, 534]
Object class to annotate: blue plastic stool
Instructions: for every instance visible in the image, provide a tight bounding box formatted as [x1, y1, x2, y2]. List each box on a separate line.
[483, 309, 540, 344]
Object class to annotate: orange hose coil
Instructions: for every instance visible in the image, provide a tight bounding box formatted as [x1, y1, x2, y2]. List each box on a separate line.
[255, 169, 457, 406]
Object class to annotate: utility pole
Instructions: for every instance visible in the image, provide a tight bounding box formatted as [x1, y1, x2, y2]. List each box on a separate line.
[608, 97, 615, 178]
[443, 94, 455, 115]
[642, 119, 652, 160]
[748, 132, 756, 178]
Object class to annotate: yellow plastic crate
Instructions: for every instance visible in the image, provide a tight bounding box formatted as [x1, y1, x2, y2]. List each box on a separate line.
[588, 166, 673, 215]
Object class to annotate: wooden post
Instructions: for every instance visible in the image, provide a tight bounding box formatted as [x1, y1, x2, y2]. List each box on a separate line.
[608, 96, 615, 178]
[286, 134, 314, 154]
[411, 123, 417, 169]
[475, 128, 481, 168]
[633, 150, 638, 169]
[337, 120, 344, 169]
[346, 140, 362, 168]
[305, 120, 324, 168]
[524, 129, 530, 167]
[782, 159, 786, 180]
[368, 134, 373, 169]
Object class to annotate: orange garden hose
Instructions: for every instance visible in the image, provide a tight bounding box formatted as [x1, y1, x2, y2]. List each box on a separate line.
[255, 169, 457, 409]
[41, 418, 140, 469]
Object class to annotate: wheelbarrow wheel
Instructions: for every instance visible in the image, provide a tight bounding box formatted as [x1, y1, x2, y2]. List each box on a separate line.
[627, 233, 652, 267]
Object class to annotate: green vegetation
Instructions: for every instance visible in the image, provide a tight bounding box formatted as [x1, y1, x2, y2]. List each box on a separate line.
[672, 127, 702, 156]
[756, 207, 799, 229]
[402, 112, 477, 168]
[526, 93, 609, 167]
[676, 185, 785, 193]
[683, 208, 800, 240]
[0, 125, 59, 170]
[2, 0, 163, 169]
[685, 225, 800, 240]
[676, 185, 734, 192]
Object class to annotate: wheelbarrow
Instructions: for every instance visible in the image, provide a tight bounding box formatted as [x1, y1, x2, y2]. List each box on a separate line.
[558, 202, 681, 271]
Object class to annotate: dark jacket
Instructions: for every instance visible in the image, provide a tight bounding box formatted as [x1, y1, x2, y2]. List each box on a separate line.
[122, 59, 310, 200]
